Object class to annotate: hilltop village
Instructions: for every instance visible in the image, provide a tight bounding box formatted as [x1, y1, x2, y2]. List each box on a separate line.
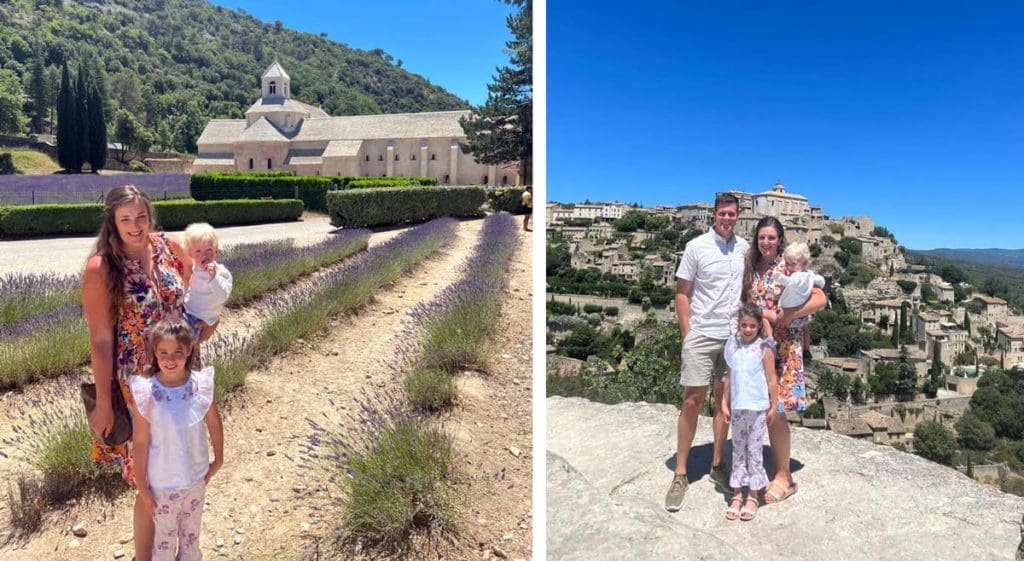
[546, 182, 1024, 447]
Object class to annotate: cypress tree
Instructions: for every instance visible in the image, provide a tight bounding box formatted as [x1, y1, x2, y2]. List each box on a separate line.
[963, 312, 971, 337]
[55, 61, 81, 171]
[75, 63, 90, 172]
[86, 83, 107, 172]
[28, 52, 48, 134]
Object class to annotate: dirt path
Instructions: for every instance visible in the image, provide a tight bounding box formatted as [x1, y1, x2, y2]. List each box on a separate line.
[0, 218, 532, 561]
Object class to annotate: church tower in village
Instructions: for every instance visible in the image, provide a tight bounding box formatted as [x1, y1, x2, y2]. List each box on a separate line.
[243, 62, 316, 134]
[261, 61, 290, 99]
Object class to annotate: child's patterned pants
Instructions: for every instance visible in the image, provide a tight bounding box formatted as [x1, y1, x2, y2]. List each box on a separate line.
[151, 481, 205, 561]
[729, 409, 769, 491]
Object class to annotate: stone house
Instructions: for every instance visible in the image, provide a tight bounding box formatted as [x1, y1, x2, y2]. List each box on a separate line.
[751, 182, 810, 219]
[195, 62, 516, 184]
[924, 323, 968, 365]
[610, 260, 640, 282]
[840, 216, 876, 239]
[547, 204, 574, 224]
[859, 298, 907, 327]
[973, 294, 1009, 321]
[859, 347, 930, 380]
[913, 310, 952, 342]
[677, 202, 713, 228]
[996, 323, 1024, 366]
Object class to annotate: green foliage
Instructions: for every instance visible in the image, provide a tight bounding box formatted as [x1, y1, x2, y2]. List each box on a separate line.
[326, 186, 486, 228]
[613, 210, 647, 232]
[802, 401, 825, 419]
[346, 177, 438, 189]
[190, 173, 335, 211]
[459, 0, 532, 183]
[404, 369, 457, 412]
[485, 187, 528, 214]
[828, 224, 845, 236]
[809, 243, 822, 258]
[604, 306, 619, 316]
[340, 418, 459, 551]
[808, 309, 873, 356]
[112, 109, 153, 164]
[834, 250, 851, 267]
[556, 324, 615, 361]
[0, 315, 89, 388]
[644, 214, 670, 231]
[840, 262, 878, 287]
[920, 283, 938, 303]
[0, 153, 14, 175]
[0, 68, 25, 133]
[894, 346, 917, 396]
[546, 299, 576, 316]
[85, 81, 107, 172]
[896, 280, 917, 293]
[1001, 478, 1024, 497]
[837, 237, 861, 255]
[817, 370, 851, 401]
[869, 361, 897, 395]
[871, 225, 897, 241]
[582, 303, 603, 314]
[913, 420, 958, 465]
[969, 369, 1024, 440]
[0, 199, 302, 236]
[955, 413, 996, 452]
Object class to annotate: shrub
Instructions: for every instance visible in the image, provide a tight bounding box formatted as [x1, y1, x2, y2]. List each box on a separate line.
[604, 306, 619, 316]
[0, 199, 302, 236]
[404, 368, 458, 411]
[6, 475, 44, 532]
[190, 172, 333, 211]
[485, 187, 527, 214]
[0, 153, 15, 175]
[326, 186, 486, 229]
[130, 160, 152, 173]
[583, 303, 603, 314]
[0, 306, 89, 388]
[546, 300, 576, 316]
[345, 177, 437, 189]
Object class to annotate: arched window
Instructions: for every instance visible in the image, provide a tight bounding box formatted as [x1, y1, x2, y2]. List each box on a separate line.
[267, 158, 272, 169]
[378, 155, 383, 161]
[482, 175, 488, 184]
[431, 154, 436, 161]
[395, 154, 400, 161]
[365, 155, 369, 162]
[443, 174, 450, 184]
[501, 175, 508, 185]
[248, 158, 254, 170]
[269, 81, 277, 95]
[410, 154, 416, 161]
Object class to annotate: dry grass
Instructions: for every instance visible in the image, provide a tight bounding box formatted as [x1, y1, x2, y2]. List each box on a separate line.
[0, 149, 60, 175]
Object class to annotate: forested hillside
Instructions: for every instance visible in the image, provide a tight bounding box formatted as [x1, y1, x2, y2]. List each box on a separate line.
[912, 248, 1024, 270]
[0, 0, 467, 153]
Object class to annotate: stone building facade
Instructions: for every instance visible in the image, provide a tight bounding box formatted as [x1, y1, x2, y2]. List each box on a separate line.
[194, 62, 516, 185]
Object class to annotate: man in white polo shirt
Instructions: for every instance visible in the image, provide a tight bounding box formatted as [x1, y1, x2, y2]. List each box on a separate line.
[665, 192, 748, 512]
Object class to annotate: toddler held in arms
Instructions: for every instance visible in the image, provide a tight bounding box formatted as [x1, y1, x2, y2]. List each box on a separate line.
[772, 242, 824, 331]
[182, 223, 232, 341]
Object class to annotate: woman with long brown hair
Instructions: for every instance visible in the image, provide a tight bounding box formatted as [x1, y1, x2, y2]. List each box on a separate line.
[741, 216, 826, 504]
[82, 185, 206, 561]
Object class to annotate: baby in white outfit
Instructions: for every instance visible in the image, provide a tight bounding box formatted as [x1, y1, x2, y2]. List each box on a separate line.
[772, 242, 824, 331]
[182, 223, 232, 340]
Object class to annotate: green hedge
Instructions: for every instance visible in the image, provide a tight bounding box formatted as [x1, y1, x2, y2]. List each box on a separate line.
[326, 186, 486, 228]
[190, 173, 333, 211]
[486, 187, 527, 214]
[0, 199, 303, 236]
[345, 177, 438, 189]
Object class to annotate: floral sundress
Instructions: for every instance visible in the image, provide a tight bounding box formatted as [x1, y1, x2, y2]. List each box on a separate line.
[91, 232, 186, 486]
[749, 256, 807, 413]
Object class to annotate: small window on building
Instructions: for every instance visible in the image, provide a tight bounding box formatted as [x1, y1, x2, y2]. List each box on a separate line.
[395, 154, 400, 161]
[365, 155, 369, 162]
[443, 174, 450, 184]
[378, 155, 383, 161]
[315, 170, 320, 176]
[248, 158, 254, 170]
[269, 81, 277, 95]
[431, 154, 436, 161]
[411, 154, 416, 161]
[501, 175, 508, 185]
[267, 158, 272, 170]
[482, 175, 488, 184]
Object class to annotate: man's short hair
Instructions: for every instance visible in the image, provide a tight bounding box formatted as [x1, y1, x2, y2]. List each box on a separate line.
[714, 193, 739, 212]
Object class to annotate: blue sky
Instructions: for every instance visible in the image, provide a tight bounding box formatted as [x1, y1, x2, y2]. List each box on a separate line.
[209, 0, 515, 106]
[548, 1, 1024, 249]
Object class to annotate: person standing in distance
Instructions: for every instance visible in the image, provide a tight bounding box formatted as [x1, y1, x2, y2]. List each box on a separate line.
[665, 192, 748, 512]
[521, 185, 533, 231]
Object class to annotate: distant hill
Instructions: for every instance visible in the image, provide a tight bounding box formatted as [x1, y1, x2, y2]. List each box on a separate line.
[0, 0, 468, 152]
[912, 248, 1024, 270]
[908, 250, 1024, 311]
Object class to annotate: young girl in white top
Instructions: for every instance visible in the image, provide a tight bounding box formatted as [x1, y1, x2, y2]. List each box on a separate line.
[721, 303, 778, 521]
[131, 317, 223, 560]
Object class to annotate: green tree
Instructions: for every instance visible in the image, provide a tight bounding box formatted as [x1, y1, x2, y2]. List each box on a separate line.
[56, 61, 83, 171]
[556, 324, 613, 361]
[920, 283, 938, 303]
[922, 344, 945, 397]
[912, 420, 958, 465]
[27, 51, 49, 133]
[86, 82, 107, 172]
[112, 109, 152, 164]
[459, 0, 532, 183]
[849, 376, 867, 404]
[0, 69, 25, 134]
[955, 413, 996, 453]
[74, 63, 90, 168]
[173, 99, 206, 153]
[894, 345, 917, 397]
[869, 361, 897, 395]
[614, 211, 647, 232]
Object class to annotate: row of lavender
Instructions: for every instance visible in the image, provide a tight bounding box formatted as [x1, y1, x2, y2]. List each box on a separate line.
[0, 230, 371, 389]
[0, 173, 190, 205]
[301, 213, 520, 553]
[1, 219, 460, 530]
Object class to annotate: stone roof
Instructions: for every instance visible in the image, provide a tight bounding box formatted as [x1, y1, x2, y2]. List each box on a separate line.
[829, 418, 872, 437]
[861, 348, 926, 361]
[285, 155, 322, 166]
[262, 61, 289, 80]
[801, 418, 828, 429]
[874, 298, 907, 308]
[857, 410, 904, 433]
[918, 311, 943, 322]
[196, 120, 246, 146]
[236, 117, 289, 143]
[191, 157, 234, 166]
[245, 97, 327, 118]
[974, 294, 1008, 305]
[755, 181, 808, 201]
[322, 140, 364, 158]
[998, 325, 1024, 340]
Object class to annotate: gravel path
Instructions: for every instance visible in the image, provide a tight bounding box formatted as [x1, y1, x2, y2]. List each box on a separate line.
[0, 216, 338, 276]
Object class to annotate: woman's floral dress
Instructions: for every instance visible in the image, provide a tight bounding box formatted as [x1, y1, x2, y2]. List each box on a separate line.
[91, 233, 185, 486]
[749, 256, 807, 413]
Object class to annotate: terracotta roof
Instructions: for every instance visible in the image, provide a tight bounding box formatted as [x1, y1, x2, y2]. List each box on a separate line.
[974, 294, 1008, 305]
[998, 325, 1024, 340]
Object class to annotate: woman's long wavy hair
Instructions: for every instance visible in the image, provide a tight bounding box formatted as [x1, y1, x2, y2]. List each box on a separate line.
[741, 216, 786, 303]
[90, 185, 158, 318]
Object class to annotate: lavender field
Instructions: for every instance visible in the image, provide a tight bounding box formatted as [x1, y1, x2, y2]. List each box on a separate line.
[0, 173, 190, 205]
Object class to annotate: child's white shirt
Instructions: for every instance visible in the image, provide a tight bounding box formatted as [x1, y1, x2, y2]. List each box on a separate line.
[724, 335, 773, 411]
[184, 263, 232, 324]
[773, 270, 825, 310]
[130, 367, 215, 491]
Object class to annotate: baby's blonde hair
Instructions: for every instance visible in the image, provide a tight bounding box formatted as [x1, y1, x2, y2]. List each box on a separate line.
[183, 222, 218, 251]
[783, 242, 810, 263]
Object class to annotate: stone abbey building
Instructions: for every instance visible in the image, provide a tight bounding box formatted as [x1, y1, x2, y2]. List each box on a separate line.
[194, 62, 518, 185]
